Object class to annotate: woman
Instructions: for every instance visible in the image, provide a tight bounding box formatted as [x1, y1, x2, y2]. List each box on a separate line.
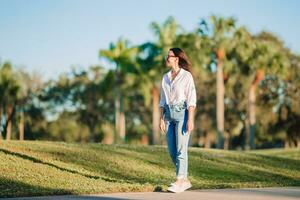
[159, 47, 196, 193]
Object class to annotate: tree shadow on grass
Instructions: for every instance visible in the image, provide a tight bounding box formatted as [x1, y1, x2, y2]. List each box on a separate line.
[0, 148, 128, 184]
[0, 176, 72, 198]
[0, 177, 148, 199]
[0, 147, 167, 197]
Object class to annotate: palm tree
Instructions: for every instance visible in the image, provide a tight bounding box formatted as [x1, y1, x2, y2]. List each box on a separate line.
[15, 70, 43, 140]
[100, 38, 139, 143]
[216, 47, 226, 148]
[251, 35, 288, 149]
[247, 69, 264, 148]
[135, 42, 161, 144]
[0, 62, 20, 140]
[249, 32, 289, 148]
[199, 15, 236, 149]
[228, 28, 289, 149]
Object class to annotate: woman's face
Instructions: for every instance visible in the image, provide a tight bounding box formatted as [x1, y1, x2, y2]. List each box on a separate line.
[165, 50, 178, 68]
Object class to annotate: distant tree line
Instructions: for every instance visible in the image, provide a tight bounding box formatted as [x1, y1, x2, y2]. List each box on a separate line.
[1, 15, 299, 149]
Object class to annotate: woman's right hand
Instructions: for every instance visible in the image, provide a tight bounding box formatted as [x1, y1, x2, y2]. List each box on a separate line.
[159, 118, 166, 134]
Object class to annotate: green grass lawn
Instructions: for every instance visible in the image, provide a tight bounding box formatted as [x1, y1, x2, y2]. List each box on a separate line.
[0, 140, 299, 198]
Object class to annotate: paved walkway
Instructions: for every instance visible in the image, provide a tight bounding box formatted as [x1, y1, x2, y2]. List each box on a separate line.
[4, 187, 300, 200]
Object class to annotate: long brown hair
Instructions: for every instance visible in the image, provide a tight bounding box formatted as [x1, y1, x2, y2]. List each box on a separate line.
[170, 47, 193, 75]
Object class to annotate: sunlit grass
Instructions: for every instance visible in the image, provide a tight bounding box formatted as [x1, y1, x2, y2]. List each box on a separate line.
[0, 140, 299, 198]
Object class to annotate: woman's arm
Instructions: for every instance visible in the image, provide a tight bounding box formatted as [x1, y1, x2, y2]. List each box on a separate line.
[159, 79, 167, 133]
[187, 106, 195, 134]
[188, 106, 195, 121]
[159, 107, 166, 133]
[186, 74, 196, 134]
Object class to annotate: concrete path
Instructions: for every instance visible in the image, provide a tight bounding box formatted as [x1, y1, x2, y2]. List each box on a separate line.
[4, 187, 300, 200]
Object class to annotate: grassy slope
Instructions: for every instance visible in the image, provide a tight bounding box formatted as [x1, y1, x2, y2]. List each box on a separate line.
[0, 140, 299, 198]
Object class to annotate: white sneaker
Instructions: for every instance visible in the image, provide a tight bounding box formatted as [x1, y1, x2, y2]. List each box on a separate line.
[167, 181, 192, 193]
[168, 178, 187, 186]
[181, 181, 192, 192]
[167, 184, 182, 193]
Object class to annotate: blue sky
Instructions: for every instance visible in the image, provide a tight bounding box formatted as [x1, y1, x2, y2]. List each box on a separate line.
[0, 0, 299, 80]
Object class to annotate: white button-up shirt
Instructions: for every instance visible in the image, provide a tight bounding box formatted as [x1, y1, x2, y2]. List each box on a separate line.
[159, 68, 197, 108]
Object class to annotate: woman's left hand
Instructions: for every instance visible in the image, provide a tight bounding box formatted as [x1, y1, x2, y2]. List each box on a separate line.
[186, 119, 194, 134]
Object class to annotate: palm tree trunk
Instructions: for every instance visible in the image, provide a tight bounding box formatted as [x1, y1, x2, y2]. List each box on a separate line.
[114, 67, 126, 143]
[115, 94, 121, 143]
[216, 50, 225, 149]
[151, 86, 160, 145]
[247, 70, 264, 149]
[6, 105, 14, 140]
[114, 94, 126, 143]
[247, 84, 256, 149]
[119, 103, 126, 142]
[6, 121, 12, 140]
[19, 111, 24, 140]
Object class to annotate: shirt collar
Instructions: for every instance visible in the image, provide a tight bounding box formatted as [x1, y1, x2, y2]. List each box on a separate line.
[167, 67, 184, 82]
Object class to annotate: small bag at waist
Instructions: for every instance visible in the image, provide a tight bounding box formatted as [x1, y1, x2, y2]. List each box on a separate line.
[165, 101, 187, 112]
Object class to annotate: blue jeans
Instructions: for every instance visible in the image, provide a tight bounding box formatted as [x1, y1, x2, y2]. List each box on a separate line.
[164, 102, 190, 179]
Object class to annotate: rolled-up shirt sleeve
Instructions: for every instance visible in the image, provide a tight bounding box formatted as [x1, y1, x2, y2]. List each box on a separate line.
[159, 84, 166, 108]
[186, 75, 197, 108]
